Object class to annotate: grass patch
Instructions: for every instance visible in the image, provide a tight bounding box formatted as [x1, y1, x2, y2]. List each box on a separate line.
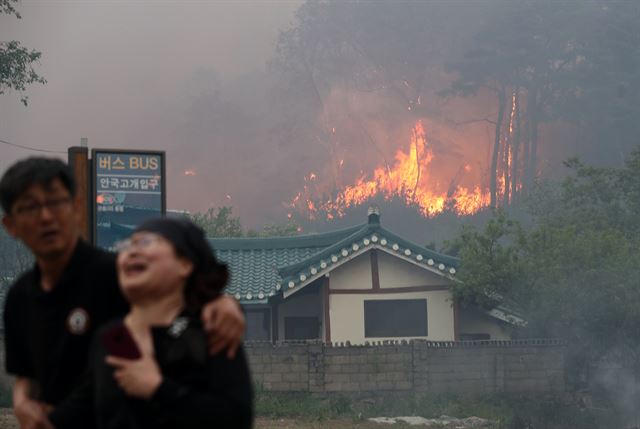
[255, 388, 351, 420]
[254, 387, 622, 428]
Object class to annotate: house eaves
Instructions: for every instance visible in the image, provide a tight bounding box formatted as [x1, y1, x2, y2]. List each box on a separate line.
[279, 223, 460, 299]
[210, 224, 364, 304]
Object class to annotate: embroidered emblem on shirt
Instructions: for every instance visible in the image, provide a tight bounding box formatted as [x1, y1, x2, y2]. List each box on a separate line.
[168, 317, 189, 338]
[66, 308, 90, 335]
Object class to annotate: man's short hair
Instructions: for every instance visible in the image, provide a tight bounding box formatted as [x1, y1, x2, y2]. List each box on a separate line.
[0, 157, 76, 214]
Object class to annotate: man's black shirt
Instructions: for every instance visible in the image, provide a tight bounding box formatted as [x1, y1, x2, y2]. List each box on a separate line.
[3, 240, 128, 405]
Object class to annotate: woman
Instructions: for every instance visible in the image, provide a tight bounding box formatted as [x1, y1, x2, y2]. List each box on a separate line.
[50, 218, 253, 429]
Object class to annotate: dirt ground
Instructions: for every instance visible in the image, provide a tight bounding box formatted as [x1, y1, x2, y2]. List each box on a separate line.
[254, 417, 418, 428]
[0, 409, 17, 429]
[0, 410, 420, 428]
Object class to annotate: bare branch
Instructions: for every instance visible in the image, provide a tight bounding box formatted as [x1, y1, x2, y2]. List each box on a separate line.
[453, 118, 498, 126]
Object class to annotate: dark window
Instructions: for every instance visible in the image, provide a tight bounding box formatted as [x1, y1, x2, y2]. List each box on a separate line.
[245, 309, 271, 341]
[364, 299, 427, 337]
[284, 317, 320, 340]
[459, 333, 490, 341]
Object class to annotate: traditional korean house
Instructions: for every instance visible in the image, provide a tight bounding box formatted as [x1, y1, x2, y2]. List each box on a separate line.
[212, 208, 518, 344]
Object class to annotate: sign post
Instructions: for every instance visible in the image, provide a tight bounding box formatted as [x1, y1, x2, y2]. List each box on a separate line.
[67, 146, 90, 241]
[92, 150, 166, 249]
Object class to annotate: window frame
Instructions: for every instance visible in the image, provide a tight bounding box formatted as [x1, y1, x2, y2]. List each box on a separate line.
[364, 298, 428, 338]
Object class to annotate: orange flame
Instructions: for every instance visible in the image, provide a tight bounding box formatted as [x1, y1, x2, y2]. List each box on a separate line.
[290, 121, 491, 218]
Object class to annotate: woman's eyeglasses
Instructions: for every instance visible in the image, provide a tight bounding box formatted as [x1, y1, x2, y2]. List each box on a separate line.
[113, 234, 162, 253]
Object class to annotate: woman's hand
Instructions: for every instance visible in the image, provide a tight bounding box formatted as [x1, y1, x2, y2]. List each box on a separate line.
[201, 295, 245, 358]
[105, 354, 163, 400]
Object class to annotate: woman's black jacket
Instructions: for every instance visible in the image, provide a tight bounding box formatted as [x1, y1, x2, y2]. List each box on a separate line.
[49, 315, 253, 429]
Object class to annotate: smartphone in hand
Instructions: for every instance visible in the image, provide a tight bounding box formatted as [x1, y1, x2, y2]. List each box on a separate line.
[101, 324, 141, 359]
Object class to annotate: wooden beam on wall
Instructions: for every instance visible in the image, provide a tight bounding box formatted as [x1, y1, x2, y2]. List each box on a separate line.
[323, 275, 331, 343]
[453, 301, 460, 341]
[370, 249, 380, 290]
[329, 285, 449, 295]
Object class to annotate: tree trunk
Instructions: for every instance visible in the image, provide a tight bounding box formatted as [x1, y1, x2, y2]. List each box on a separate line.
[510, 91, 521, 203]
[503, 89, 520, 207]
[490, 85, 507, 209]
[529, 106, 539, 189]
[525, 87, 540, 190]
[412, 125, 422, 199]
[502, 133, 511, 207]
[522, 96, 531, 194]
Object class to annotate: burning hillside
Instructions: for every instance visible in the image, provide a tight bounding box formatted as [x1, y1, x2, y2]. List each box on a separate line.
[288, 120, 493, 220]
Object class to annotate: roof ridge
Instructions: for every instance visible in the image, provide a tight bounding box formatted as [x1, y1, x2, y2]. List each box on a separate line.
[277, 223, 376, 276]
[209, 223, 366, 250]
[375, 227, 459, 266]
[278, 224, 458, 277]
[278, 224, 461, 297]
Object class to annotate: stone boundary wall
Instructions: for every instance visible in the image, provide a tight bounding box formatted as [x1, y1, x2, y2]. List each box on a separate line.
[0, 338, 12, 391]
[246, 339, 566, 394]
[0, 337, 566, 396]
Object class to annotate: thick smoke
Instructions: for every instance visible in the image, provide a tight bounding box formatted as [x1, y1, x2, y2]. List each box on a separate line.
[0, 1, 300, 227]
[1, 0, 638, 231]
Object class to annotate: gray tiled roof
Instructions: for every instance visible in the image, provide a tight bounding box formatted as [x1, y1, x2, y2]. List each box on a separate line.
[214, 246, 322, 303]
[209, 215, 459, 305]
[210, 225, 363, 304]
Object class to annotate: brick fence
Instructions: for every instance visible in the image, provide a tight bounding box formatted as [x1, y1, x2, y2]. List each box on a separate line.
[246, 339, 566, 394]
[0, 339, 11, 391]
[0, 338, 566, 396]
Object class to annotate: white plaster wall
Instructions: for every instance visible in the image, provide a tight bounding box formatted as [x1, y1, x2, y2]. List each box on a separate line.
[329, 290, 455, 344]
[329, 252, 372, 290]
[377, 251, 451, 288]
[458, 307, 511, 340]
[277, 291, 322, 339]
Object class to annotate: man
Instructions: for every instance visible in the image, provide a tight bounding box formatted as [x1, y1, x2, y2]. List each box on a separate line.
[0, 157, 245, 429]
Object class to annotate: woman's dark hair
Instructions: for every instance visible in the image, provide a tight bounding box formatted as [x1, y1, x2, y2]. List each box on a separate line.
[134, 218, 229, 309]
[0, 157, 76, 213]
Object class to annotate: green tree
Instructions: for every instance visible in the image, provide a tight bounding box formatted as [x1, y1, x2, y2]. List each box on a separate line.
[450, 148, 640, 381]
[269, 1, 490, 202]
[189, 206, 243, 238]
[190, 207, 303, 238]
[558, 2, 640, 163]
[443, 1, 599, 207]
[448, 211, 529, 310]
[259, 220, 301, 237]
[0, 0, 46, 105]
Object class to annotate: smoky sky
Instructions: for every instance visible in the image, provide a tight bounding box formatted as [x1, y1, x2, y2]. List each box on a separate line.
[0, 0, 301, 226]
[2, 1, 621, 231]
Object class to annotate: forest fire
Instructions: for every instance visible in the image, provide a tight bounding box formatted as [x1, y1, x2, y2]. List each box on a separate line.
[290, 121, 492, 219]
